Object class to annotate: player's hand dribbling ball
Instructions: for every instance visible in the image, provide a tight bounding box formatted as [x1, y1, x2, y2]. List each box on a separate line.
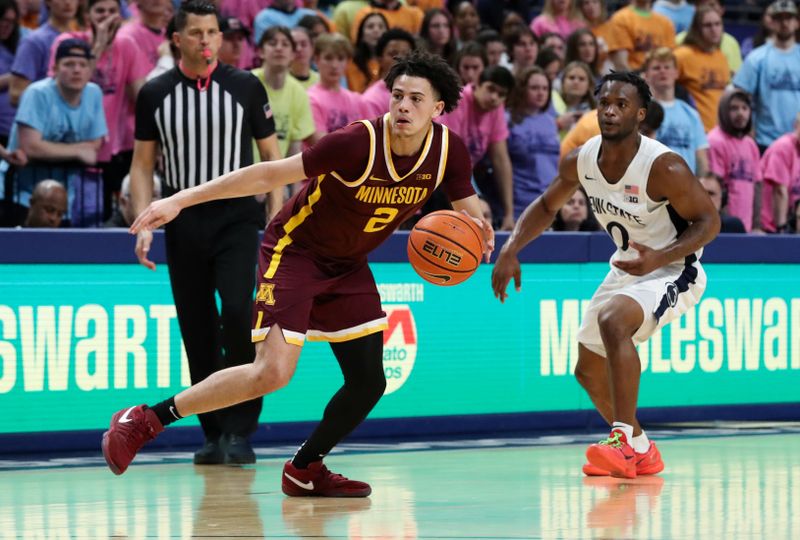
[407, 210, 486, 286]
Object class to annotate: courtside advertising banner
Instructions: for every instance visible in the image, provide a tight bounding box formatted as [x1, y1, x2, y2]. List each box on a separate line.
[0, 263, 798, 433]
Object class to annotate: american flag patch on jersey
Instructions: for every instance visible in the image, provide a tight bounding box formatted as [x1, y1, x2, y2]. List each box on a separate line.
[624, 184, 639, 203]
[263, 103, 273, 119]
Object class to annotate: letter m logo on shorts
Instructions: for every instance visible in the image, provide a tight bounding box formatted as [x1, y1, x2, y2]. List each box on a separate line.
[256, 283, 276, 305]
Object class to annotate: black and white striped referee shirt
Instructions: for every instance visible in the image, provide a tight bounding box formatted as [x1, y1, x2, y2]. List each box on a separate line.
[135, 63, 275, 191]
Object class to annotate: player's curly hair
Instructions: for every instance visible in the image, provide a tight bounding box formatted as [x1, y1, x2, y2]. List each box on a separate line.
[595, 71, 652, 110]
[384, 49, 463, 113]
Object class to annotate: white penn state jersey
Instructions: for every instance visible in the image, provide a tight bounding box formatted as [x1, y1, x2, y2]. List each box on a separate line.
[577, 135, 703, 264]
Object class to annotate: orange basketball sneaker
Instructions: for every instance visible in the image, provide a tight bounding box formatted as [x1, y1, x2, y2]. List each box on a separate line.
[585, 430, 637, 479]
[582, 441, 665, 476]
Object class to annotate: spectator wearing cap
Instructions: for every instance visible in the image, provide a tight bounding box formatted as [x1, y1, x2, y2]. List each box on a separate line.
[734, 0, 800, 153]
[2, 39, 106, 226]
[9, 0, 80, 107]
[253, 0, 316, 46]
[218, 16, 254, 70]
[48, 0, 150, 223]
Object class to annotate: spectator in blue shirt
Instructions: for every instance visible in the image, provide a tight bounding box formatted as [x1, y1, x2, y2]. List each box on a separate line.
[653, 0, 695, 34]
[254, 0, 316, 46]
[2, 38, 107, 226]
[734, 0, 800, 152]
[643, 46, 708, 175]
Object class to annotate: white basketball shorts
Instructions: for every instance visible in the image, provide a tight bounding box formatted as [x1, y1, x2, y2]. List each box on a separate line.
[577, 258, 707, 357]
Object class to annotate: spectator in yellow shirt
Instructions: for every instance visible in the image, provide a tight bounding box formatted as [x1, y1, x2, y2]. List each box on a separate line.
[350, 0, 423, 43]
[675, 0, 742, 75]
[674, 6, 730, 132]
[607, 0, 676, 71]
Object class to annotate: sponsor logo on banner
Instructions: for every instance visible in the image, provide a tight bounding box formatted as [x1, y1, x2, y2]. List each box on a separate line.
[382, 304, 417, 395]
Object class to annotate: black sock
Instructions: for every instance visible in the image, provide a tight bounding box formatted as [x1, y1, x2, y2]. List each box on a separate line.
[291, 441, 325, 469]
[150, 396, 183, 427]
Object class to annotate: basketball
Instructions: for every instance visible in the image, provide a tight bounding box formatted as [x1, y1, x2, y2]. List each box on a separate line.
[407, 210, 485, 286]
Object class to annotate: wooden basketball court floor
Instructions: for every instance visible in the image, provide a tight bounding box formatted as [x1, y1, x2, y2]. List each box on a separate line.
[0, 428, 798, 539]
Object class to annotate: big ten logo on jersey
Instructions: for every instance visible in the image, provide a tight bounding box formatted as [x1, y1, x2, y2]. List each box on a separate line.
[382, 305, 417, 394]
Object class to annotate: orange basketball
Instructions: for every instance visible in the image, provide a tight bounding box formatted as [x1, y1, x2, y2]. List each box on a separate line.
[407, 210, 485, 286]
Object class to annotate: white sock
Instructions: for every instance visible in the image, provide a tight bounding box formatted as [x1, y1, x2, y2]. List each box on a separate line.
[611, 421, 634, 443]
[631, 431, 650, 454]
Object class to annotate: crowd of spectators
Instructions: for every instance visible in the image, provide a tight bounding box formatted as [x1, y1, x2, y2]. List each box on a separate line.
[0, 0, 798, 234]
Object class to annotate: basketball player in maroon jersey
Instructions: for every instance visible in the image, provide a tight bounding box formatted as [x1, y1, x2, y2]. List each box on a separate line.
[103, 50, 494, 497]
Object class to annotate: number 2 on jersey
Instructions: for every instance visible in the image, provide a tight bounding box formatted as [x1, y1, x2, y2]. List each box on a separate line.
[364, 207, 399, 232]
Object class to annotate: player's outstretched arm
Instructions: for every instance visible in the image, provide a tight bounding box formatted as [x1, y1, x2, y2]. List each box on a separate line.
[613, 153, 721, 276]
[491, 149, 581, 303]
[130, 153, 307, 233]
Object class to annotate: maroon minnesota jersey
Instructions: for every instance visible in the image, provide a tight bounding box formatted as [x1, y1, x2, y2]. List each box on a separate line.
[262, 113, 474, 272]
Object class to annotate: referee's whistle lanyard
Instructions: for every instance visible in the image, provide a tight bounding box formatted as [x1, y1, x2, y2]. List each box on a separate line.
[179, 49, 217, 92]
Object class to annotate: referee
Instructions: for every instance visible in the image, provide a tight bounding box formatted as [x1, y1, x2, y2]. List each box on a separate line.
[130, 1, 280, 464]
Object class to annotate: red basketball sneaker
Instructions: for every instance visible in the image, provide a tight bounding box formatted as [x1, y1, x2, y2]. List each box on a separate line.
[102, 405, 164, 475]
[582, 462, 611, 476]
[634, 441, 665, 475]
[585, 430, 637, 479]
[282, 460, 372, 497]
[582, 441, 665, 476]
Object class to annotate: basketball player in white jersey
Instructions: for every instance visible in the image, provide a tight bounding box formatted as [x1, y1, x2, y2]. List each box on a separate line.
[492, 71, 720, 479]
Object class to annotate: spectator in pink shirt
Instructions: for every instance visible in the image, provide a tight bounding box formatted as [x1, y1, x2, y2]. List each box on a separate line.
[707, 89, 762, 232]
[760, 112, 800, 233]
[440, 65, 515, 229]
[362, 28, 415, 119]
[307, 32, 365, 137]
[530, 0, 586, 39]
[117, 0, 166, 71]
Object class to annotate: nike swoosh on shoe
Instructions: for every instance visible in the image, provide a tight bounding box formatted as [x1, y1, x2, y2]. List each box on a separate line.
[284, 473, 314, 490]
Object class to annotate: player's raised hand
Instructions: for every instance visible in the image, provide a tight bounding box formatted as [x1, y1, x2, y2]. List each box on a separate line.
[130, 197, 182, 234]
[612, 241, 665, 276]
[491, 246, 521, 303]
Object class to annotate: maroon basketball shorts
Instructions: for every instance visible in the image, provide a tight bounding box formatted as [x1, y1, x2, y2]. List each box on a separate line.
[251, 245, 387, 346]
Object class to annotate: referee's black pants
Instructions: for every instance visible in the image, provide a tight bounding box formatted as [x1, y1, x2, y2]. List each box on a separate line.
[164, 195, 264, 441]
